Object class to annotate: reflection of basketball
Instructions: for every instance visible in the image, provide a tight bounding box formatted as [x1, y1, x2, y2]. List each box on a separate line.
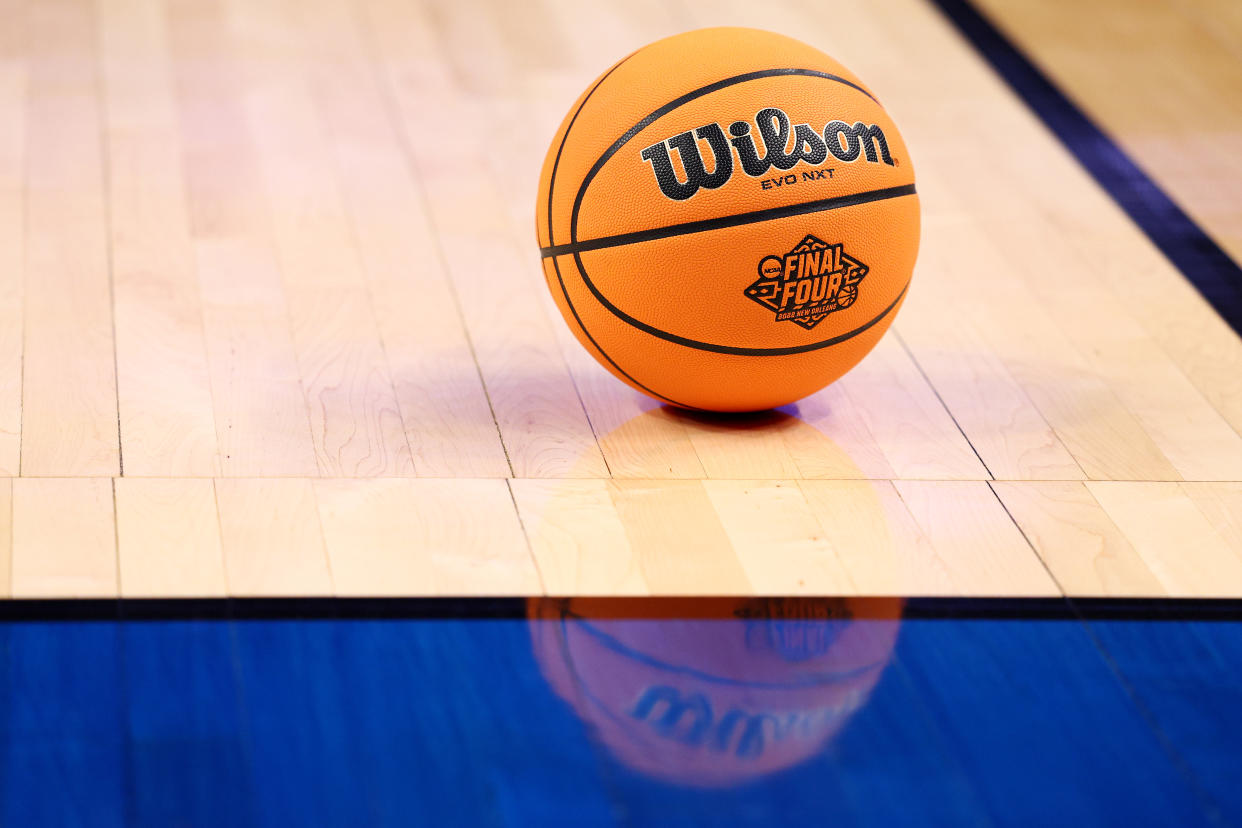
[537, 27, 920, 412]
[528, 597, 902, 788]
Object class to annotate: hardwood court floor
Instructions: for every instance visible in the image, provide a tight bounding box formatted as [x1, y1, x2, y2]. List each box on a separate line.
[977, 0, 1242, 268]
[1, 0, 1241, 598]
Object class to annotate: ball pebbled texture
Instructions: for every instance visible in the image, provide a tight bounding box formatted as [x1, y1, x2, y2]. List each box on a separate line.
[536, 27, 920, 412]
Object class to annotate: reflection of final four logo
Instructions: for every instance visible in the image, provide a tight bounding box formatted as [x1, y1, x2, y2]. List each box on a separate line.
[746, 235, 868, 330]
[528, 597, 902, 788]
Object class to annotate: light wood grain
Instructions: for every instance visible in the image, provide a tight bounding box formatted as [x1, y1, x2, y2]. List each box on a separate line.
[704, 479, 856, 594]
[0, 479, 10, 596]
[608, 479, 753, 595]
[789, 384, 897, 480]
[21, 0, 120, 476]
[1182, 482, 1242, 555]
[799, 480, 951, 596]
[191, 239, 320, 476]
[895, 272, 1084, 481]
[992, 481, 1164, 596]
[11, 478, 116, 597]
[920, 218, 1182, 481]
[100, 0, 220, 477]
[299, 0, 511, 478]
[233, 0, 415, 477]
[836, 334, 991, 481]
[984, 218, 1242, 482]
[0, 0, 24, 476]
[967, 0, 1242, 454]
[215, 478, 333, 595]
[976, 0, 1242, 266]
[1088, 481, 1242, 597]
[115, 477, 225, 596]
[511, 478, 648, 594]
[1067, 228, 1242, 454]
[893, 480, 1061, 595]
[314, 478, 541, 595]
[167, 0, 320, 477]
[361, 0, 609, 479]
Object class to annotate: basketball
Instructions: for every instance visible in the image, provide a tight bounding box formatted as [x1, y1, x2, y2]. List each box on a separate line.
[537, 27, 920, 412]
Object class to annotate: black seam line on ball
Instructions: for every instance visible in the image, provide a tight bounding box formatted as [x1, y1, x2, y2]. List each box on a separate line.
[542, 184, 916, 258]
[568, 68, 882, 246]
[545, 51, 635, 251]
[545, 51, 700, 410]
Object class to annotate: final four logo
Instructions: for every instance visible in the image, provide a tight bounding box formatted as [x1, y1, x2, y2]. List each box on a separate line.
[745, 235, 868, 330]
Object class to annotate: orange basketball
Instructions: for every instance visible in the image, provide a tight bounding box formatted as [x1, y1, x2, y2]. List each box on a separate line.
[536, 27, 920, 412]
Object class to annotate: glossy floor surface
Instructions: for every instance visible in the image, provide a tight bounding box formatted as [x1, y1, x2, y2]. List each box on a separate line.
[0, 0, 1240, 598]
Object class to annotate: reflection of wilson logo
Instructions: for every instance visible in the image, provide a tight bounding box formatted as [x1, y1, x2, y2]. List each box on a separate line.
[745, 235, 868, 331]
[640, 107, 895, 201]
[630, 685, 859, 759]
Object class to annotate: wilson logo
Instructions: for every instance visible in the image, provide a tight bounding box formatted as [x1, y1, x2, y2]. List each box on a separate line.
[745, 235, 868, 330]
[640, 107, 895, 201]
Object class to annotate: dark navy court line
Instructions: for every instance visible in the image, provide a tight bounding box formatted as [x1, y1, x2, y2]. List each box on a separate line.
[2, 597, 1242, 622]
[928, 0, 1242, 335]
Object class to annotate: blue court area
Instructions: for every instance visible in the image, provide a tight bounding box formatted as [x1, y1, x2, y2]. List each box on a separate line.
[1, 598, 1239, 827]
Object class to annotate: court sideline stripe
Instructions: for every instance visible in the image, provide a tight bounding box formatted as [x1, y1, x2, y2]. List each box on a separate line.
[2, 597, 1242, 621]
[928, 0, 1242, 335]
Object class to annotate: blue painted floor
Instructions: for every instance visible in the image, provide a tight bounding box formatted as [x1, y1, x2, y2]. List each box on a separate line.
[1, 598, 1239, 827]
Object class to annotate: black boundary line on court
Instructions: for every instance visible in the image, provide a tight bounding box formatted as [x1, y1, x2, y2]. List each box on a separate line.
[927, 0, 1242, 334]
[0, 597, 1241, 622]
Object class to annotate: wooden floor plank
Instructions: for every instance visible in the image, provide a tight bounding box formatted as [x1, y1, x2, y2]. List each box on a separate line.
[836, 334, 991, 481]
[232, 0, 415, 478]
[314, 478, 541, 595]
[984, 218, 1242, 482]
[191, 240, 321, 477]
[1179, 482, 1242, 558]
[608, 479, 753, 595]
[799, 480, 956, 596]
[1088, 481, 1242, 597]
[574, 385, 705, 479]
[788, 384, 897, 480]
[0, 0, 24, 476]
[510, 478, 648, 595]
[360, 0, 609, 479]
[11, 478, 116, 597]
[893, 480, 1062, 596]
[20, 0, 119, 477]
[1066, 228, 1242, 452]
[215, 478, 333, 596]
[895, 280, 1084, 481]
[921, 218, 1183, 482]
[167, 0, 320, 477]
[498, 14, 707, 481]
[975, 0, 1242, 266]
[704, 479, 857, 594]
[298, 0, 511, 478]
[115, 477, 225, 597]
[992, 481, 1165, 597]
[0, 479, 10, 597]
[100, 0, 220, 477]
